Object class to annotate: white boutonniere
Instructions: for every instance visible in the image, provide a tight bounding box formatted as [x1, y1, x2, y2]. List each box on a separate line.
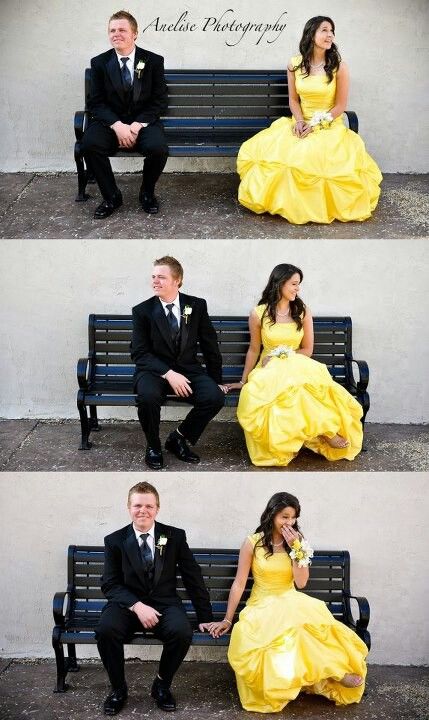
[182, 305, 193, 325]
[156, 535, 168, 556]
[135, 61, 146, 79]
[269, 345, 295, 359]
[309, 110, 333, 130]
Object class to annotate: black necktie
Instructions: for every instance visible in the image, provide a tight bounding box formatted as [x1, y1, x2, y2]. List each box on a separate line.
[140, 533, 153, 568]
[120, 57, 132, 89]
[166, 303, 180, 341]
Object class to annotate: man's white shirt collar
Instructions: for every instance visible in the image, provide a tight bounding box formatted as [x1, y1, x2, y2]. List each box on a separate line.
[133, 523, 155, 543]
[159, 294, 180, 312]
[115, 47, 136, 71]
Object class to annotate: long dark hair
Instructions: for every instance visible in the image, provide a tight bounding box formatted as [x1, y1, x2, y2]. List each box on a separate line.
[258, 264, 305, 330]
[294, 16, 341, 83]
[255, 492, 302, 557]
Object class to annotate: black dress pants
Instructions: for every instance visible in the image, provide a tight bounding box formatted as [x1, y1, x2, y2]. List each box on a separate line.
[81, 121, 169, 200]
[136, 372, 225, 448]
[95, 603, 193, 689]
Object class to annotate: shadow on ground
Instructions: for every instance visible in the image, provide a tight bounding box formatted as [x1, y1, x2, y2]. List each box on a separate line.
[0, 659, 428, 720]
[0, 172, 428, 239]
[1, 419, 427, 471]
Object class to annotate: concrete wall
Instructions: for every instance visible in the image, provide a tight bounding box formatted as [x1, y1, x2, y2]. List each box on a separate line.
[0, 0, 428, 172]
[1, 238, 428, 423]
[0, 471, 427, 664]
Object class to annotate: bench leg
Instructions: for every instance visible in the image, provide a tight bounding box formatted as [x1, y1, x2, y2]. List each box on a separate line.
[66, 643, 80, 673]
[74, 142, 90, 202]
[360, 393, 370, 452]
[89, 405, 100, 432]
[78, 400, 92, 450]
[52, 629, 69, 693]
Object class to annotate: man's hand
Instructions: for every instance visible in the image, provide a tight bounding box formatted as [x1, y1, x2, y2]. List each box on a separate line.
[129, 121, 145, 139]
[111, 121, 136, 148]
[132, 601, 162, 629]
[164, 370, 193, 397]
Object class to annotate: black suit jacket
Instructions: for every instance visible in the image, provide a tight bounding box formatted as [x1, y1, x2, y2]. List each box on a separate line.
[101, 521, 213, 623]
[131, 293, 223, 385]
[88, 45, 168, 126]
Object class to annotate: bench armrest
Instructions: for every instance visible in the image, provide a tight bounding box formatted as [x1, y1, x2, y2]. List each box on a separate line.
[77, 357, 90, 390]
[344, 592, 370, 630]
[74, 110, 89, 142]
[53, 591, 70, 627]
[352, 359, 369, 394]
[344, 110, 359, 133]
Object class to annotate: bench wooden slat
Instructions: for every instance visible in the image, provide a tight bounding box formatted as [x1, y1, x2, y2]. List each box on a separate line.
[168, 95, 289, 108]
[168, 85, 288, 97]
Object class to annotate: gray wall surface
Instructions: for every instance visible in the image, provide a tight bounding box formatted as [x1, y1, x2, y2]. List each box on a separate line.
[1, 238, 428, 423]
[0, 0, 428, 172]
[0, 472, 427, 664]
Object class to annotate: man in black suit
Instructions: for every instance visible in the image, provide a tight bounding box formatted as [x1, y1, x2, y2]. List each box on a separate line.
[131, 256, 226, 469]
[81, 10, 169, 218]
[96, 481, 214, 714]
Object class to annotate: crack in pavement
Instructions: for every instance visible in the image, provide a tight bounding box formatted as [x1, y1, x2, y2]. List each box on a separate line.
[2, 420, 40, 469]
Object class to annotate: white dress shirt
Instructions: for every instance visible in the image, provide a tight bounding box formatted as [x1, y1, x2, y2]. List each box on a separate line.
[159, 295, 181, 328]
[115, 47, 136, 84]
[133, 523, 155, 559]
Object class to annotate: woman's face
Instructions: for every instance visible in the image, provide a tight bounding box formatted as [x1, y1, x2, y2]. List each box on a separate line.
[273, 506, 297, 535]
[313, 21, 334, 51]
[280, 273, 301, 302]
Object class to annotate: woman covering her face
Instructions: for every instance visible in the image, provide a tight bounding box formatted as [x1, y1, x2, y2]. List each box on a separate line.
[237, 16, 382, 224]
[206, 492, 368, 713]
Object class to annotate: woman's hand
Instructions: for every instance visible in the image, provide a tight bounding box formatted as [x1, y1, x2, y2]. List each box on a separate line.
[293, 120, 312, 138]
[204, 620, 231, 638]
[281, 524, 301, 549]
[261, 356, 272, 367]
[224, 382, 244, 392]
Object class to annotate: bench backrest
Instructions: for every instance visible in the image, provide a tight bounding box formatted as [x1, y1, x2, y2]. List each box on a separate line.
[84, 68, 289, 138]
[86, 314, 353, 393]
[67, 545, 351, 630]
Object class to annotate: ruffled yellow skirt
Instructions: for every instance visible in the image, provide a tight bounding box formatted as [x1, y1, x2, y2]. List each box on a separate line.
[237, 354, 363, 466]
[228, 589, 368, 713]
[237, 117, 382, 224]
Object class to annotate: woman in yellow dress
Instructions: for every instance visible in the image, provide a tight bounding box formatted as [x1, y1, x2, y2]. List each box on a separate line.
[226, 264, 363, 466]
[237, 16, 382, 223]
[206, 492, 368, 713]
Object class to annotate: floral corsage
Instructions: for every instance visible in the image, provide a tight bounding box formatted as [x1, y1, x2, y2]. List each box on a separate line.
[290, 538, 314, 567]
[269, 345, 295, 359]
[182, 305, 193, 324]
[135, 61, 146, 79]
[309, 111, 333, 129]
[156, 535, 168, 556]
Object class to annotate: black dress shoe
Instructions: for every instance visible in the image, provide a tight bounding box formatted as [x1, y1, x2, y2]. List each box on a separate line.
[145, 446, 164, 470]
[151, 678, 176, 711]
[103, 687, 127, 715]
[140, 191, 159, 214]
[94, 193, 123, 219]
[165, 432, 200, 464]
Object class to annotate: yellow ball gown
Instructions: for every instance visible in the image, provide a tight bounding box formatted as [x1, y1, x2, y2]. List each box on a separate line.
[228, 533, 368, 713]
[237, 56, 382, 224]
[237, 305, 363, 466]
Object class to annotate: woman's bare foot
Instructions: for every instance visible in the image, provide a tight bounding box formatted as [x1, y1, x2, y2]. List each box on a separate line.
[340, 673, 364, 688]
[320, 434, 350, 449]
